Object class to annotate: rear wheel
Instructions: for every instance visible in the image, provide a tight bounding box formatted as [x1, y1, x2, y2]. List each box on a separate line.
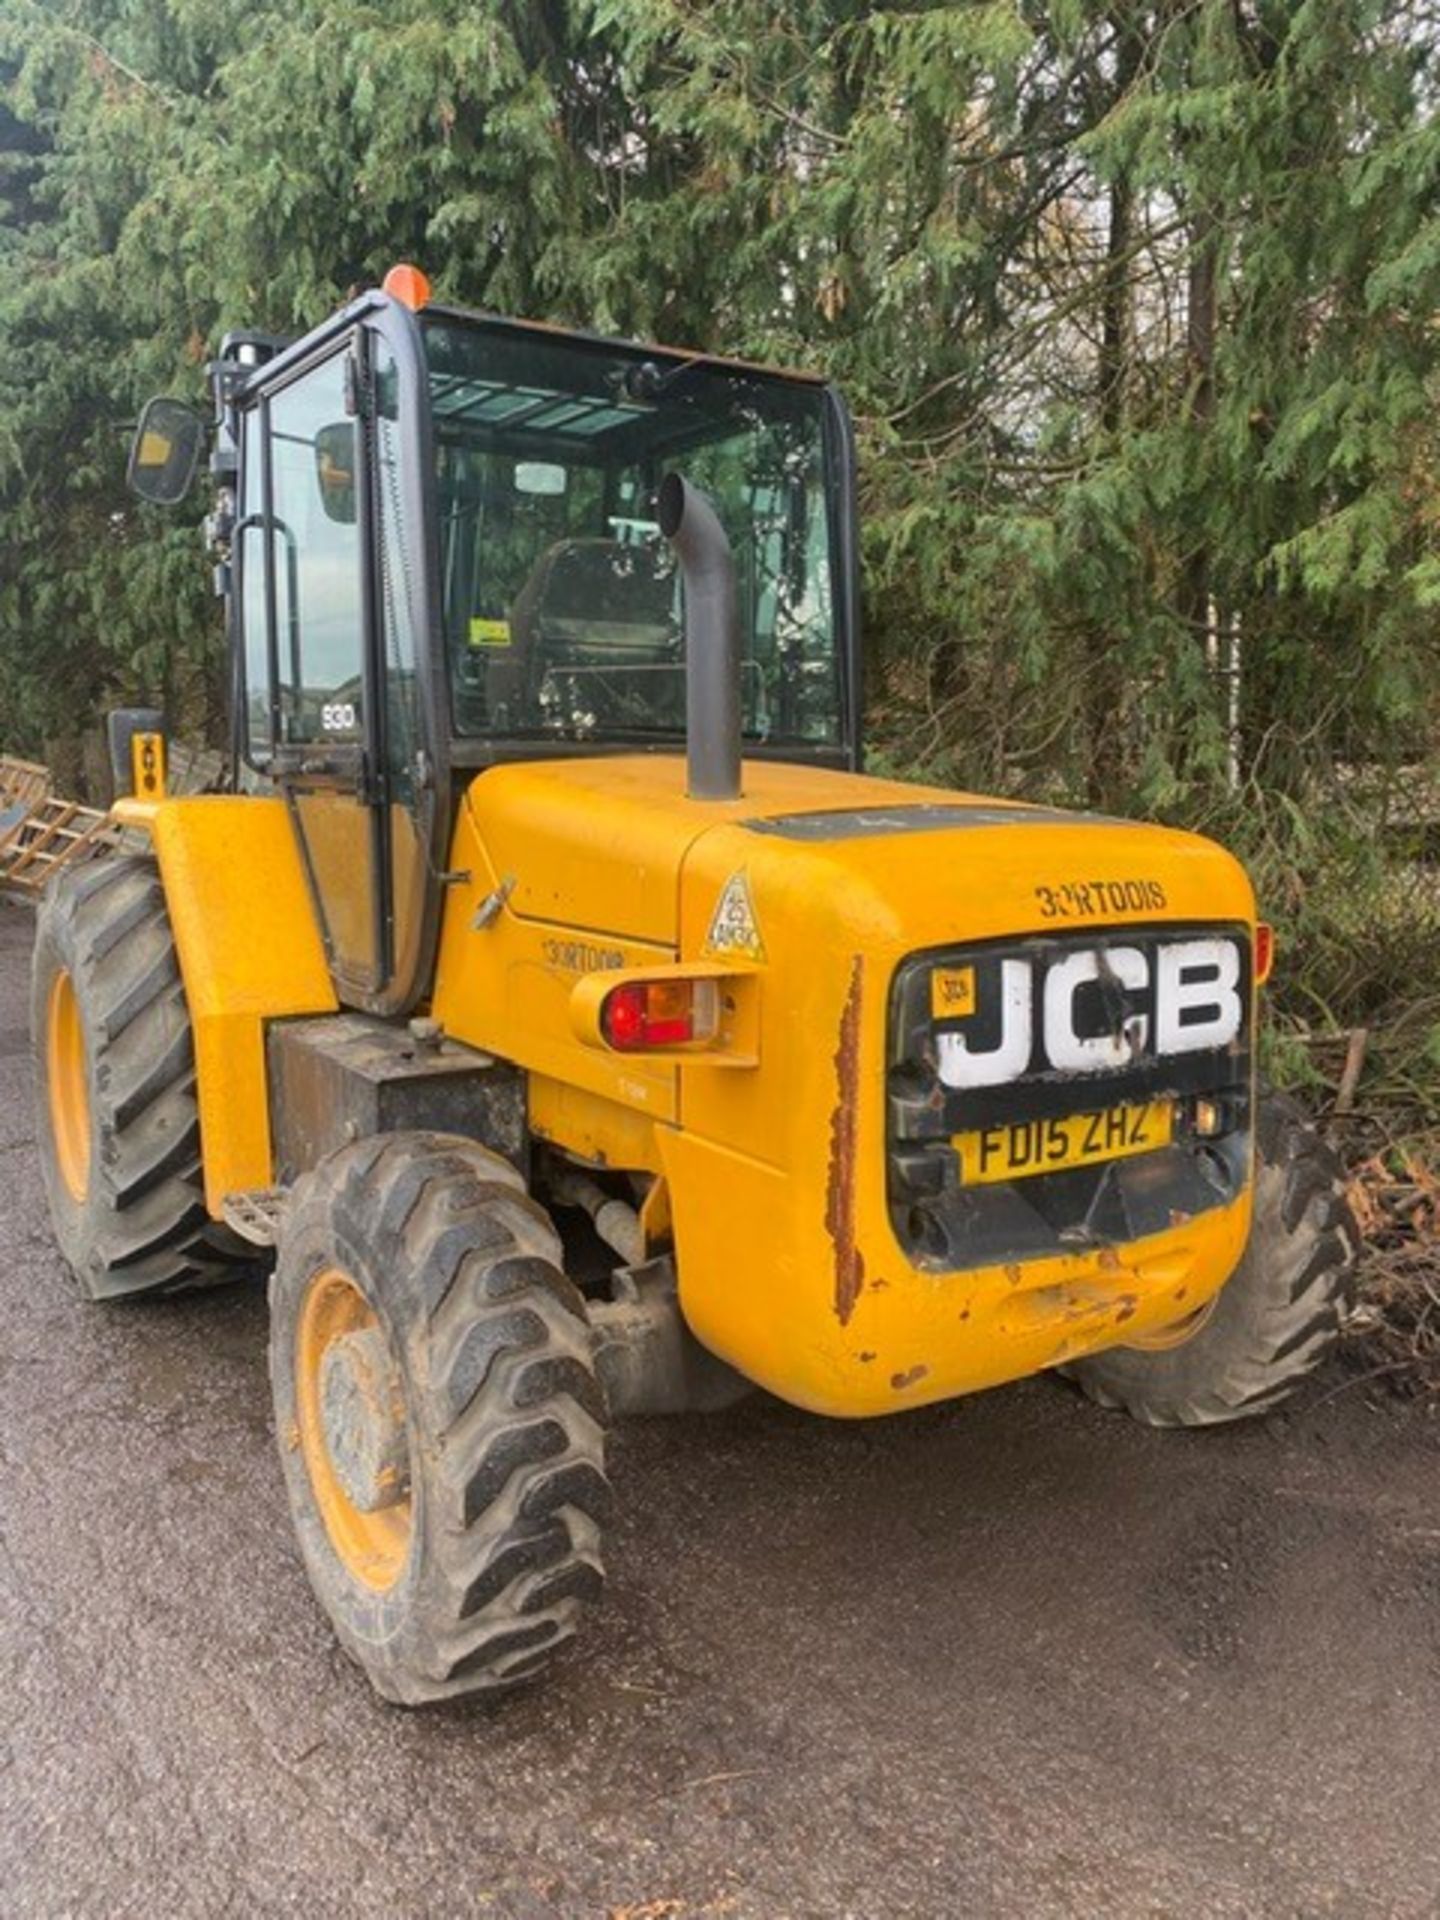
[31, 854, 248, 1299]
[1063, 1091, 1359, 1426]
[270, 1132, 609, 1705]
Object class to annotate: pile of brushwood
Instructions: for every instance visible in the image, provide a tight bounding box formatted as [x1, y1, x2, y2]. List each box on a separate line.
[1344, 1131, 1439, 1396]
[1305, 1018, 1439, 1398]
[1175, 774, 1440, 1395]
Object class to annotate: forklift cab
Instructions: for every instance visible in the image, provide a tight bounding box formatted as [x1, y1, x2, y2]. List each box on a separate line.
[156, 269, 863, 1019]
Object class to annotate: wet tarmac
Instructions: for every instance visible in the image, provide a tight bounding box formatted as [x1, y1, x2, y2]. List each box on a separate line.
[2, 898, 1438, 1918]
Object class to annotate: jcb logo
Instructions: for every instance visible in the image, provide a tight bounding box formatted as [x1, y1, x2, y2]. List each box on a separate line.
[935, 935, 1245, 1091]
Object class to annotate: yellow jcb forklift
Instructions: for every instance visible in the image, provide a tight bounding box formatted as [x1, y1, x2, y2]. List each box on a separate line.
[32, 265, 1358, 1703]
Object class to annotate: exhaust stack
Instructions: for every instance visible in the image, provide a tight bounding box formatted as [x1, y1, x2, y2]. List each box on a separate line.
[657, 473, 742, 802]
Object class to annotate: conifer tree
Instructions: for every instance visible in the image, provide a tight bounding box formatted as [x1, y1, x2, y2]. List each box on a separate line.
[0, 0, 1435, 822]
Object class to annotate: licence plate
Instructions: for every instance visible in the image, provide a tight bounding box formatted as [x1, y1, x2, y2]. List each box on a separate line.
[952, 1098, 1174, 1187]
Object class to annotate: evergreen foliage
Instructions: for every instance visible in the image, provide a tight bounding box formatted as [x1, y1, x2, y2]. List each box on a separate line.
[1, 0, 1436, 832]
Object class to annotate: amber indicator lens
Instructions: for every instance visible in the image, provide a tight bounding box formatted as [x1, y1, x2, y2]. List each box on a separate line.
[1255, 922, 1275, 985]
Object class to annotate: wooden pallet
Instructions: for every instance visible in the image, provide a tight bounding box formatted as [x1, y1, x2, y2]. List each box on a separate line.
[0, 740, 225, 902]
[0, 792, 123, 897]
[0, 755, 51, 809]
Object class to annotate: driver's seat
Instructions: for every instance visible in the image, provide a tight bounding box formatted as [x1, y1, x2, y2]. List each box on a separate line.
[509, 537, 676, 667]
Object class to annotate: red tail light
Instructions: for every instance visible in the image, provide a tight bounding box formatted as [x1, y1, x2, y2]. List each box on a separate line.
[1255, 922, 1275, 986]
[601, 978, 719, 1050]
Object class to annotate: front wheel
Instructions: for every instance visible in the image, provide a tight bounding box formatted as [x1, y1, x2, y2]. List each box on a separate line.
[270, 1132, 609, 1705]
[1063, 1092, 1359, 1426]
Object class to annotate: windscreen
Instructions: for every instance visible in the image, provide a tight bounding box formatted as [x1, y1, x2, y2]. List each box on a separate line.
[421, 316, 843, 749]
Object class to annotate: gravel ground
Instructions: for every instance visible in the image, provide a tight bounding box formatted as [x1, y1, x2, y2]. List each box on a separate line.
[2, 897, 1439, 1919]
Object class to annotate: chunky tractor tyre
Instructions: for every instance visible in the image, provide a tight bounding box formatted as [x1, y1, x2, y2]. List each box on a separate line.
[1063, 1092, 1359, 1427]
[270, 1132, 609, 1706]
[31, 854, 248, 1300]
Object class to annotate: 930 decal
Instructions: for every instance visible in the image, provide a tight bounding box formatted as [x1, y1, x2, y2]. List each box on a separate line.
[1035, 877, 1166, 920]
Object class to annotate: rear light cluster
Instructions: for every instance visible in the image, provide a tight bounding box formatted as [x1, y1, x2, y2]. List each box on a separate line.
[601, 977, 720, 1051]
[1255, 921, 1275, 986]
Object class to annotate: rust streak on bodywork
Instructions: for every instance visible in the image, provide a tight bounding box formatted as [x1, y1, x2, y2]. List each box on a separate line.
[826, 957, 866, 1326]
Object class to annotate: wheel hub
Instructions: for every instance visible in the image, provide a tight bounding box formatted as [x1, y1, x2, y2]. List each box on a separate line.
[318, 1325, 410, 1514]
[295, 1267, 414, 1589]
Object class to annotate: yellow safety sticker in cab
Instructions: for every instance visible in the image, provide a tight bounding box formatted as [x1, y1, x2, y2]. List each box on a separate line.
[468, 616, 512, 648]
[953, 1097, 1174, 1186]
[930, 964, 976, 1021]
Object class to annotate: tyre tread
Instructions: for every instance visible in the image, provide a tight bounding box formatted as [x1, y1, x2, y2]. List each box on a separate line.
[272, 1133, 607, 1705]
[1063, 1090, 1358, 1427]
[33, 853, 248, 1299]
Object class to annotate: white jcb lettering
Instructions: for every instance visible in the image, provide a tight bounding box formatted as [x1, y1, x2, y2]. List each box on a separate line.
[1043, 945, 1148, 1073]
[1154, 938, 1243, 1055]
[936, 958, 1032, 1089]
[932, 935, 1243, 1085]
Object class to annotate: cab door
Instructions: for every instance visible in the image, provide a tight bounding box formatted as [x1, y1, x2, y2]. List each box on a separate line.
[237, 321, 439, 1012]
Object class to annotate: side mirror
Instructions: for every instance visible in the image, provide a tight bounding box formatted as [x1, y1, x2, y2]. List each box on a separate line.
[127, 396, 205, 505]
[315, 421, 357, 524]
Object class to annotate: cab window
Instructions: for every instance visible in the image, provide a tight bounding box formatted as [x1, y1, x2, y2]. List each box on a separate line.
[239, 350, 365, 753]
[423, 317, 842, 750]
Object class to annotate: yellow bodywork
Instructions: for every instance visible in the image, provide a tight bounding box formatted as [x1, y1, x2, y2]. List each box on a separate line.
[115, 794, 337, 1210]
[122, 758, 1257, 1418]
[430, 756, 1257, 1418]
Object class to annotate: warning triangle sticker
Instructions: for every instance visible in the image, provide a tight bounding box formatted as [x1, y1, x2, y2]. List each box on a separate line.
[703, 869, 766, 963]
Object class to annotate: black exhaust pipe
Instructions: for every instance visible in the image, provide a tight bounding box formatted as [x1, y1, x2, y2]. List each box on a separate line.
[657, 472, 742, 802]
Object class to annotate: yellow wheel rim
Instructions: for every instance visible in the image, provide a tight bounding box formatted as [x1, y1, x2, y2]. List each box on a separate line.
[46, 967, 91, 1203]
[295, 1267, 412, 1591]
